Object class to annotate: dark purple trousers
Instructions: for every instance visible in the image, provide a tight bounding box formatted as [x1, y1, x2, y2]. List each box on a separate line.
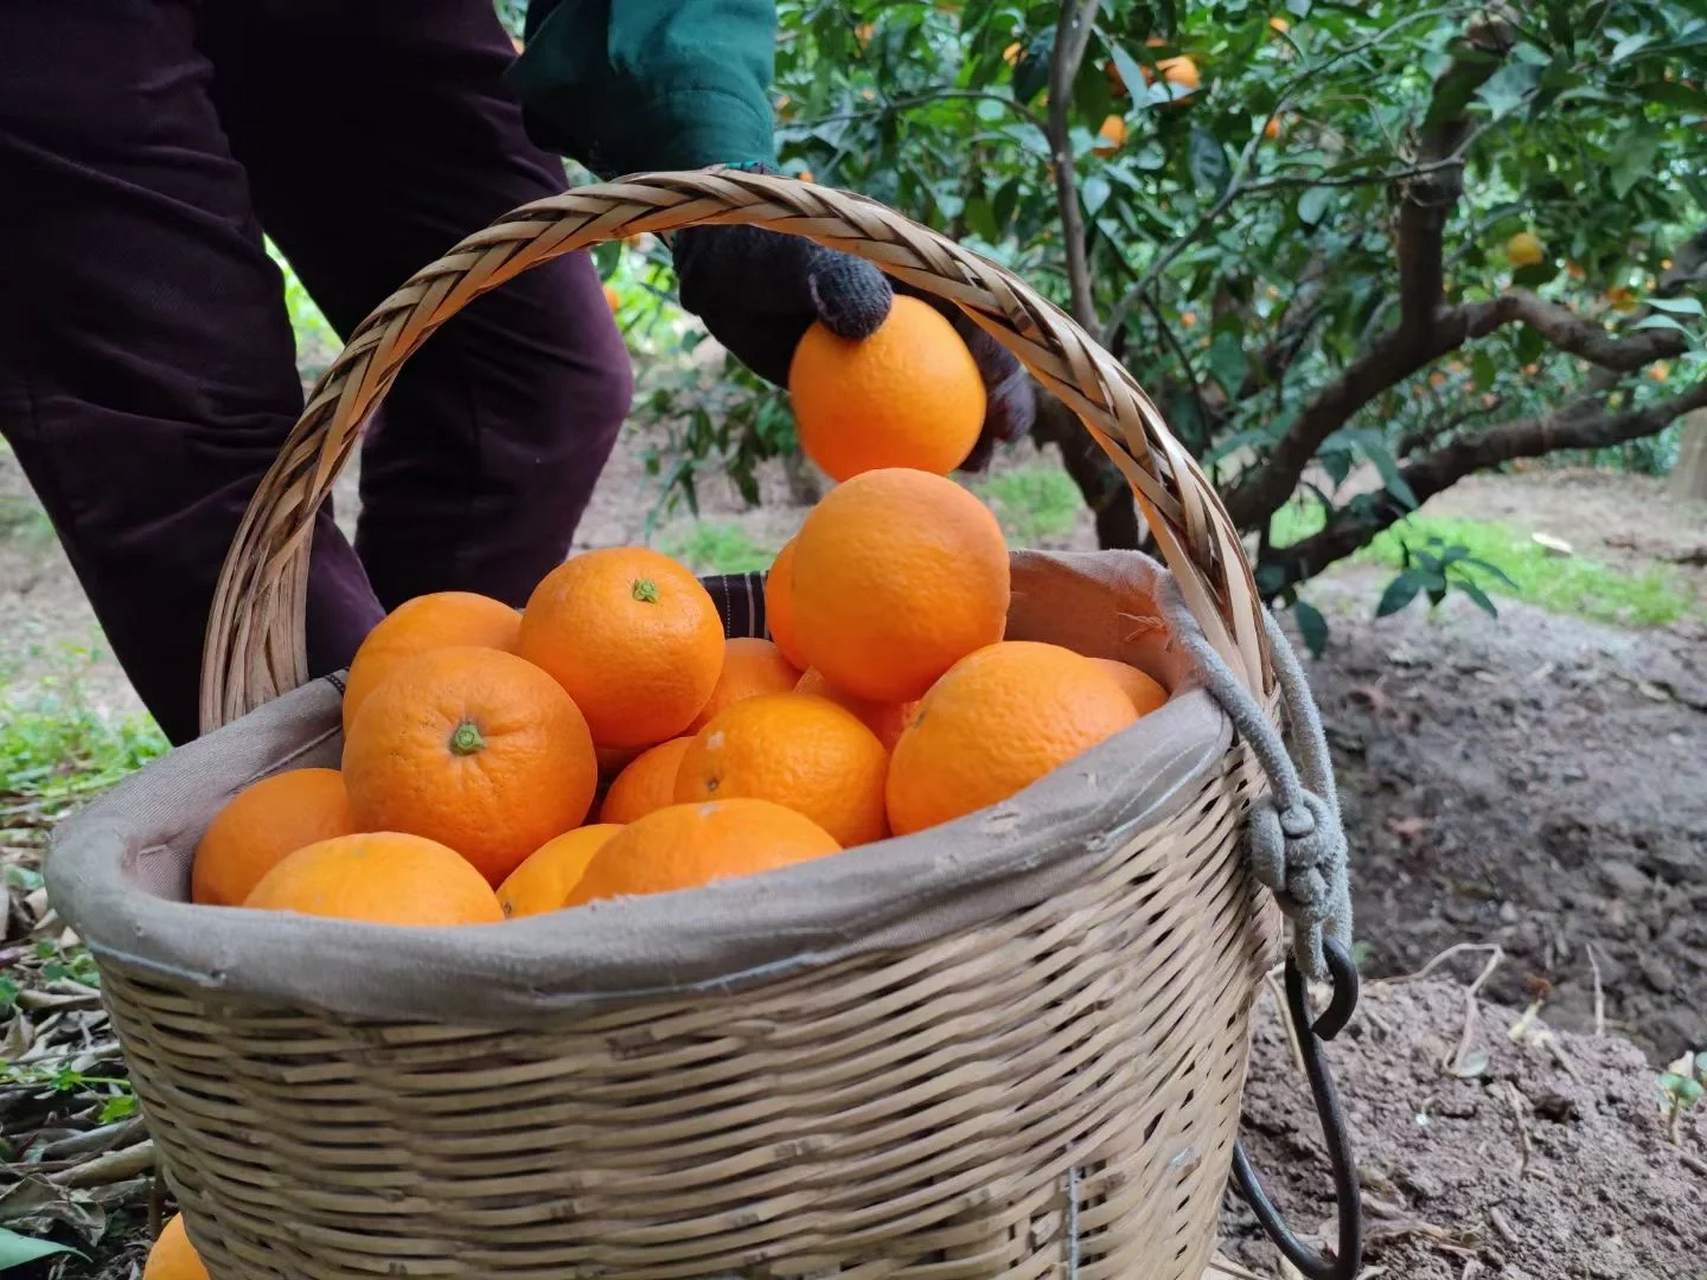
[0, 0, 632, 744]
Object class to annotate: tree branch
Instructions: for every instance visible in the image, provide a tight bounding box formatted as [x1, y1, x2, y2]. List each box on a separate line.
[1490, 291, 1690, 370]
[1047, 0, 1103, 329]
[1395, 20, 1515, 330]
[1264, 379, 1707, 589]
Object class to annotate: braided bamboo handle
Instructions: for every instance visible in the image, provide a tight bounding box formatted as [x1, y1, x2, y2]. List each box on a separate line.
[201, 170, 1271, 732]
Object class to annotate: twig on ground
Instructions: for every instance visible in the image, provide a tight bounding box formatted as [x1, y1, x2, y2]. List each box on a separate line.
[1266, 967, 1307, 1074]
[50, 1140, 156, 1189]
[1680, 1152, 1707, 1180]
[1489, 1205, 1520, 1248]
[1504, 1082, 1533, 1180]
[1586, 944, 1606, 1037]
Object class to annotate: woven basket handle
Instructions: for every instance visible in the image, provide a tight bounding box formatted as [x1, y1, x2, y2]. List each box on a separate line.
[201, 170, 1272, 732]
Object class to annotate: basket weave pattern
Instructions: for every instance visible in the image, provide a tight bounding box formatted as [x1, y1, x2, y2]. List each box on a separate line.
[83, 170, 1293, 1277]
[105, 755, 1272, 1278]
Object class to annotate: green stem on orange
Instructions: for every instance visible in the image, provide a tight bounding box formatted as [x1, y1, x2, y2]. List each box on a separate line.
[632, 577, 660, 604]
[449, 721, 486, 757]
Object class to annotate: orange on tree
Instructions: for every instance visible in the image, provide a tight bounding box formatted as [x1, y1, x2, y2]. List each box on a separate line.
[788, 296, 985, 481]
[688, 637, 802, 732]
[1089, 658, 1169, 717]
[886, 641, 1139, 836]
[764, 539, 808, 669]
[244, 832, 505, 926]
[1094, 114, 1128, 157]
[145, 1214, 209, 1280]
[1505, 231, 1545, 268]
[518, 546, 724, 749]
[791, 468, 1010, 703]
[498, 825, 623, 918]
[341, 590, 521, 736]
[795, 667, 916, 753]
[600, 736, 695, 824]
[342, 646, 597, 884]
[563, 799, 839, 906]
[192, 767, 354, 908]
[676, 693, 889, 847]
[603, 283, 621, 311]
[1263, 114, 1283, 140]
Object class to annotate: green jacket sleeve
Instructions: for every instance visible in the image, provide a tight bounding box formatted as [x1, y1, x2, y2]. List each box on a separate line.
[508, 0, 778, 178]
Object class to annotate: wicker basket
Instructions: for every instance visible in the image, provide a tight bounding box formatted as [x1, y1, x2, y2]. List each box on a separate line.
[50, 171, 1331, 1279]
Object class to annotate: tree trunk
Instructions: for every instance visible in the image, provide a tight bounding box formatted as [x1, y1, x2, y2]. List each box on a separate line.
[1667, 408, 1707, 502]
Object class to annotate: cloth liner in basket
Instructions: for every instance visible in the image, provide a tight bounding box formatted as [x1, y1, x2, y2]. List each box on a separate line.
[48, 170, 1359, 1280]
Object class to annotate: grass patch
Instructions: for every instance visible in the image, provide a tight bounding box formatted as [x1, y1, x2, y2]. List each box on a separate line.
[975, 464, 1081, 546]
[658, 521, 776, 575]
[1271, 503, 1699, 628]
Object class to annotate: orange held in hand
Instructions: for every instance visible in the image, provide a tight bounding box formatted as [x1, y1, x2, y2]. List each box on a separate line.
[676, 693, 890, 847]
[244, 832, 505, 926]
[563, 800, 840, 906]
[886, 641, 1139, 836]
[688, 637, 802, 732]
[794, 668, 916, 753]
[788, 296, 985, 481]
[342, 591, 521, 736]
[145, 1214, 209, 1280]
[764, 539, 808, 669]
[599, 737, 694, 824]
[519, 547, 724, 749]
[342, 647, 597, 884]
[498, 825, 623, 918]
[192, 767, 354, 907]
[792, 468, 1010, 703]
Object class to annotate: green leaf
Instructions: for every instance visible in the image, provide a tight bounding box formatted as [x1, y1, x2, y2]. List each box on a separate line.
[1107, 44, 1150, 113]
[1376, 572, 1423, 618]
[1511, 261, 1558, 289]
[1286, 0, 1311, 16]
[1473, 350, 1498, 391]
[1476, 62, 1540, 122]
[1206, 331, 1248, 395]
[1188, 127, 1231, 197]
[0, 1228, 83, 1271]
[1081, 173, 1111, 217]
[1609, 129, 1661, 200]
[1631, 315, 1693, 334]
[1012, 31, 1055, 102]
[1454, 577, 1499, 617]
[1608, 32, 1652, 64]
[1297, 185, 1333, 227]
[1459, 556, 1520, 590]
[592, 241, 623, 280]
[1356, 435, 1419, 510]
[1646, 296, 1705, 316]
[1292, 600, 1329, 658]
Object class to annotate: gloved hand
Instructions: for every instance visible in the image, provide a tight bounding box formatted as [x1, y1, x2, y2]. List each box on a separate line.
[671, 170, 1036, 467]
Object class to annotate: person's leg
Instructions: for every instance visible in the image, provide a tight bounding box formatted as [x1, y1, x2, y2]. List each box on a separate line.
[0, 0, 382, 745]
[205, 0, 632, 612]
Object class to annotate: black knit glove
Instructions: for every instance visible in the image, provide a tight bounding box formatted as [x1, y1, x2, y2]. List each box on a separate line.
[672, 171, 1036, 467]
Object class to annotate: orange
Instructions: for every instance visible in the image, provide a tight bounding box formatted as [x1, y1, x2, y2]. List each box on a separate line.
[1159, 55, 1200, 92]
[788, 296, 985, 481]
[1505, 231, 1545, 268]
[675, 693, 889, 847]
[1263, 115, 1283, 140]
[792, 468, 1010, 703]
[600, 736, 694, 824]
[1094, 114, 1127, 157]
[191, 768, 355, 908]
[342, 647, 597, 884]
[244, 832, 504, 926]
[795, 667, 916, 753]
[886, 641, 1139, 836]
[518, 547, 724, 749]
[498, 825, 623, 918]
[564, 800, 839, 906]
[603, 283, 621, 311]
[687, 637, 802, 732]
[764, 539, 808, 669]
[342, 591, 521, 736]
[1090, 658, 1169, 716]
[145, 1214, 209, 1280]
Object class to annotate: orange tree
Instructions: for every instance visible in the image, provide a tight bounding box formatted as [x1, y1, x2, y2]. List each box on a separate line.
[762, 0, 1706, 629]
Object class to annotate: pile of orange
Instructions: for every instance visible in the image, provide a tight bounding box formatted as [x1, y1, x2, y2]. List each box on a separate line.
[185, 306, 1171, 940]
[165, 274, 1174, 1280]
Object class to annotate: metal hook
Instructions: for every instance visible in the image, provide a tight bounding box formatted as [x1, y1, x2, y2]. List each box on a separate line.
[1232, 936, 1363, 1280]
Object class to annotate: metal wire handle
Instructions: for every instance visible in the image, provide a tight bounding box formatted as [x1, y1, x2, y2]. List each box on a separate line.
[1232, 937, 1364, 1280]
